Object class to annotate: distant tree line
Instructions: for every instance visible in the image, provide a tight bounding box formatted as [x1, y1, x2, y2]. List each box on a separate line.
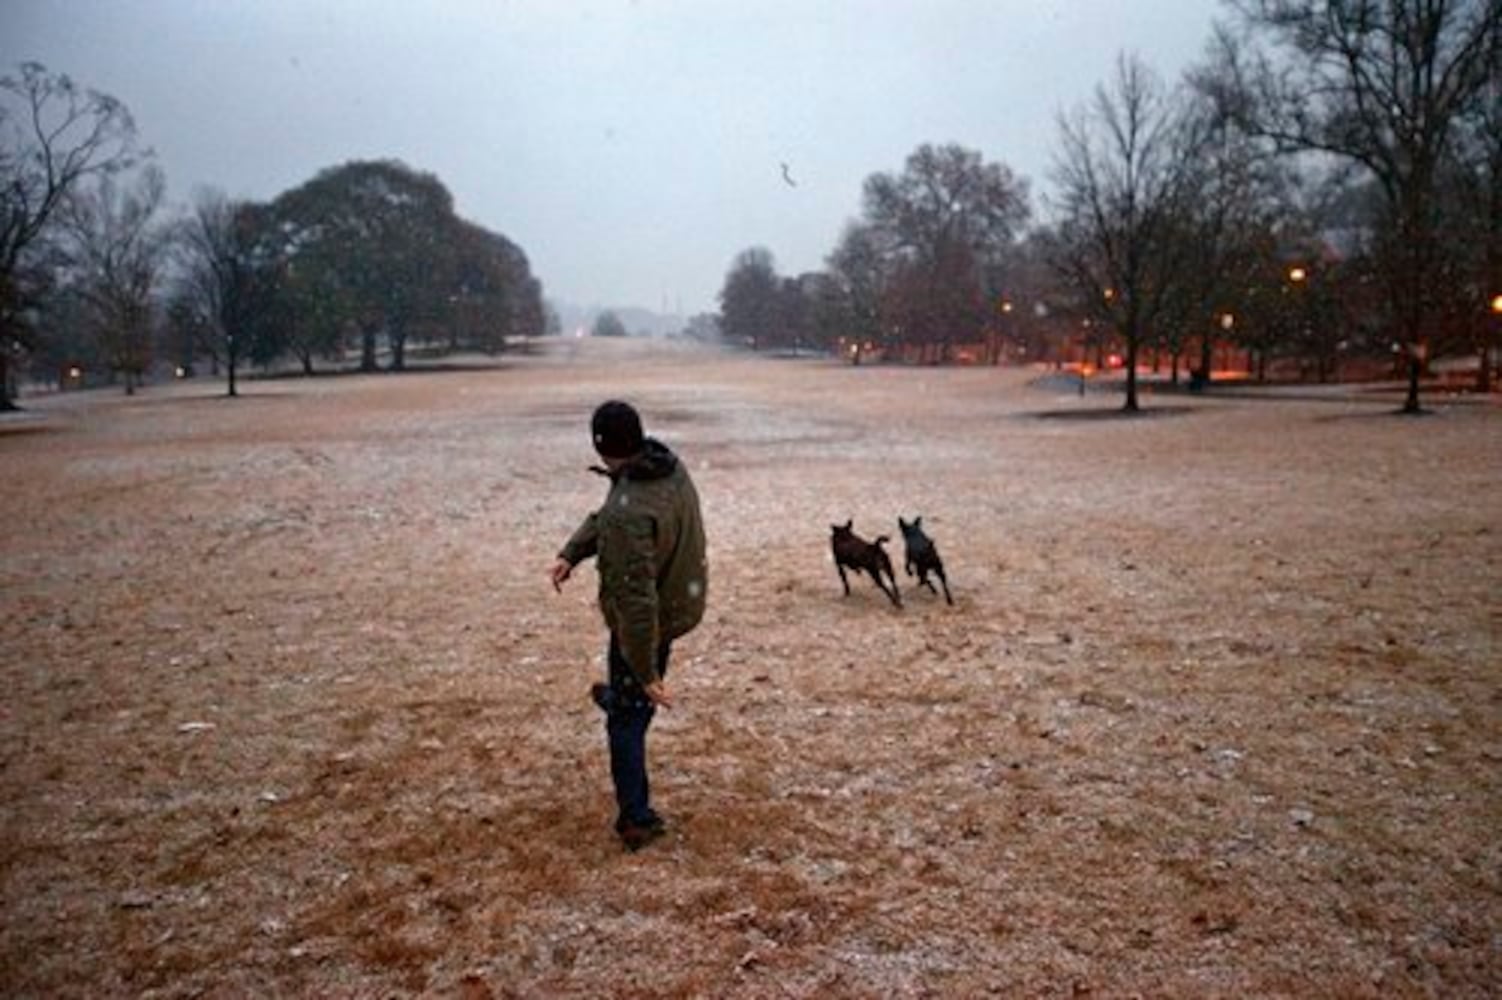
[591, 310, 629, 338]
[1, 62, 553, 407]
[716, 0, 1501, 413]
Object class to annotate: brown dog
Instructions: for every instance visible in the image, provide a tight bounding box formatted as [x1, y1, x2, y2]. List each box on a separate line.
[830, 520, 902, 607]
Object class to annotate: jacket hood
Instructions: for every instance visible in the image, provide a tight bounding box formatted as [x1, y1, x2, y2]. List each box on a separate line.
[595, 437, 678, 482]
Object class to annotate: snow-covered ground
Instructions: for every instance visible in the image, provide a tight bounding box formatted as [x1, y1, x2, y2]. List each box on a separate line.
[3, 338, 1499, 996]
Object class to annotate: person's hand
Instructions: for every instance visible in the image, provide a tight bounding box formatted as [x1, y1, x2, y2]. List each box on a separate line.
[644, 680, 673, 708]
[549, 558, 572, 593]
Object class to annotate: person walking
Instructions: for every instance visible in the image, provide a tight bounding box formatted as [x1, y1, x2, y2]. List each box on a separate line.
[550, 400, 707, 851]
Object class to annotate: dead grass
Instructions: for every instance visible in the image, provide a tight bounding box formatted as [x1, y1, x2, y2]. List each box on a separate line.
[2, 337, 1499, 997]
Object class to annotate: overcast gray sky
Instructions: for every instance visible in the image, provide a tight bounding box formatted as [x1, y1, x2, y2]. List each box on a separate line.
[2, 0, 1225, 318]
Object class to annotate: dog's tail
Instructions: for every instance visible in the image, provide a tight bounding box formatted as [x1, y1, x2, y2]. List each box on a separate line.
[874, 535, 890, 547]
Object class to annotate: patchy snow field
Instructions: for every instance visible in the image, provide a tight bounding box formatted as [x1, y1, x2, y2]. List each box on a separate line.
[2, 338, 1499, 997]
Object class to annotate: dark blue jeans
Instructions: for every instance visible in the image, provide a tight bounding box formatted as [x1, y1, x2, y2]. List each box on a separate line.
[606, 634, 671, 830]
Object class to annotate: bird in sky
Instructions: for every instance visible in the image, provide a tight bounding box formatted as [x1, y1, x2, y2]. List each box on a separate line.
[780, 162, 797, 187]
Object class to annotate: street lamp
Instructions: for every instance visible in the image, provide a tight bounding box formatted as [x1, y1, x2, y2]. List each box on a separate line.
[1219, 313, 1235, 331]
[992, 299, 1015, 365]
[1489, 295, 1502, 389]
[1288, 266, 1307, 284]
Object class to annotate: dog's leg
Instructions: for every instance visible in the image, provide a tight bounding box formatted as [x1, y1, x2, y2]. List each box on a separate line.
[874, 562, 902, 608]
[905, 556, 915, 578]
[836, 563, 852, 596]
[935, 563, 953, 605]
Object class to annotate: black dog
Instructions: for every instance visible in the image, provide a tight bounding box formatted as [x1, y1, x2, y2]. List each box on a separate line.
[830, 520, 902, 607]
[898, 516, 953, 605]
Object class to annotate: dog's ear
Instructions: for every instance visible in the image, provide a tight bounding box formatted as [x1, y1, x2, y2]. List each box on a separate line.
[915, 516, 923, 528]
[843, 519, 852, 530]
[898, 516, 907, 530]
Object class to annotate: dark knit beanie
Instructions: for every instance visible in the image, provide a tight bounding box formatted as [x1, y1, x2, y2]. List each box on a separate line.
[591, 400, 644, 459]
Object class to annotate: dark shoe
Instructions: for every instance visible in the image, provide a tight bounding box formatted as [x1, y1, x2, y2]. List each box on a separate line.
[619, 820, 666, 852]
[590, 683, 616, 713]
[615, 812, 664, 835]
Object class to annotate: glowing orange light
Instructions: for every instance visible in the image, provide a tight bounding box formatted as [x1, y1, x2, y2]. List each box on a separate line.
[1288, 266, 1307, 283]
[1001, 300, 1014, 314]
[1491, 294, 1502, 315]
[1220, 313, 1235, 330]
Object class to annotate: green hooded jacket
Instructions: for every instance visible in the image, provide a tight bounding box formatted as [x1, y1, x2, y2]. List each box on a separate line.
[559, 438, 707, 685]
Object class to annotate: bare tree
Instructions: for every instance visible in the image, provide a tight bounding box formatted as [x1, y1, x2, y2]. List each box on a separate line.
[57, 166, 171, 393]
[1, 62, 139, 408]
[1211, 0, 1502, 412]
[1155, 79, 1301, 386]
[1048, 53, 1211, 411]
[174, 189, 275, 397]
[1439, 13, 1502, 391]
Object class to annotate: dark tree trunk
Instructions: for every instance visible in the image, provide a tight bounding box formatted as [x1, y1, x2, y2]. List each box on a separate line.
[360, 324, 379, 372]
[1122, 334, 1140, 412]
[1401, 356, 1423, 414]
[389, 329, 406, 371]
[0, 352, 17, 411]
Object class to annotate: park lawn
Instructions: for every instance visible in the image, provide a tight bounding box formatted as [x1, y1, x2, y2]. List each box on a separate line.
[2, 338, 1499, 997]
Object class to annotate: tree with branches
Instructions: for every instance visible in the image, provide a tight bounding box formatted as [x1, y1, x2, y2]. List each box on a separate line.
[1, 62, 140, 408]
[826, 223, 889, 363]
[1437, 12, 1502, 391]
[1209, 0, 1502, 411]
[719, 247, 780, 351]
[173, 189, 279, 397]
[1047, 54, 1213, 411]
[861, 143, 1030, 360]
[57, 166, 171, 393]
[269, 160, 461, 372]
